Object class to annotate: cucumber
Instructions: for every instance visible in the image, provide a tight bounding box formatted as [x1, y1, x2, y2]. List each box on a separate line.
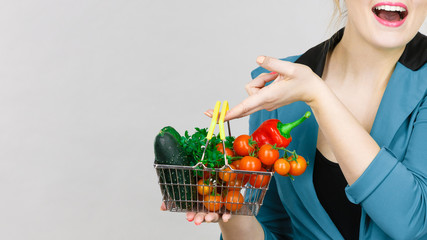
[154, 128, 196, 210]
[159, 126, 182, 143]
[154, 130, 189, 165]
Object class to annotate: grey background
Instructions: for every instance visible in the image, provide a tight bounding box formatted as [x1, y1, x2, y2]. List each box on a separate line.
[1, 1, 425, 240]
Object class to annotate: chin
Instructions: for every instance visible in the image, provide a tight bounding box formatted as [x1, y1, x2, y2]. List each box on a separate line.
[369, 29, 417, 50]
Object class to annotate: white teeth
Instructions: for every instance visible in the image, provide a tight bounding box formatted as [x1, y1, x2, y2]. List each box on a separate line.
[375, 5, 406, 12]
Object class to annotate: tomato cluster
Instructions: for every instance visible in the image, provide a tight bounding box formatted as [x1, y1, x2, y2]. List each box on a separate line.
[233, 134, 308, 177]
[197, 134, 307, 212]
[196, 144, 245, 212]
[196, 168, 245, 212]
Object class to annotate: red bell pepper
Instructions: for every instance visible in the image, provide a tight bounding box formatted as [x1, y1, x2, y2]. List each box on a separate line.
[251, 111, 311, 148]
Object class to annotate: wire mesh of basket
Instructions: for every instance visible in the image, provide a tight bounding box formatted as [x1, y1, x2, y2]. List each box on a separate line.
[154, 162, 273, 215]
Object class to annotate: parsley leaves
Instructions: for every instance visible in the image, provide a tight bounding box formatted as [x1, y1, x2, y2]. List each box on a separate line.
[179, 127, 235, 168]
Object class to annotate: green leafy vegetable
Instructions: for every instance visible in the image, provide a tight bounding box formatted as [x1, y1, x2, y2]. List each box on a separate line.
[179, 127, 235, 168]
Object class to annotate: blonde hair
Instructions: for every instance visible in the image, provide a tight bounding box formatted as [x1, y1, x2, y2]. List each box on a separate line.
[333, 0, 342, 16]
[330, 0, 347, 30]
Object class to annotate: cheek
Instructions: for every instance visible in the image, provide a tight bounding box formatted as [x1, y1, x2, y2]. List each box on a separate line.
[408, 7, 427, 32]
[345, 2, 371, 25]
[413, 0, 427, 18]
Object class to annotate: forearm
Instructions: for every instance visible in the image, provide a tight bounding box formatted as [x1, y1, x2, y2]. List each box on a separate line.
[308, 82, 380, 185]
[219, 215, 264, 240]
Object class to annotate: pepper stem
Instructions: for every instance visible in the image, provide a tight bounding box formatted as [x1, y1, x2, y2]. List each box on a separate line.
[277, 111, 311, 138]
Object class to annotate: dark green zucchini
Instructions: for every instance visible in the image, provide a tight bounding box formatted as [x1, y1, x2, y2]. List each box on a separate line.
[154, 128, 196, 209]
[159, 126, 182, 143]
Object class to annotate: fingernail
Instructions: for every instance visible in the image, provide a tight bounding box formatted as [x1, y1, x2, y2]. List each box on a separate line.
[256, 56, 265, 65]
[187, 218, 193, 222]
[270, 72, 277, 74]
[195, 222, 201, 226]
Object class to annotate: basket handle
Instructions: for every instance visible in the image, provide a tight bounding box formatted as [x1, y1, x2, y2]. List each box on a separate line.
[218, 101, 229, 140]
[204, 101, 231, 167]
[206, 101, 221, 140]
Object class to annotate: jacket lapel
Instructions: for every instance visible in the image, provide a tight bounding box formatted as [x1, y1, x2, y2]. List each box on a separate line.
[370, 31, 427, 146]
[370, 63, 427, 148]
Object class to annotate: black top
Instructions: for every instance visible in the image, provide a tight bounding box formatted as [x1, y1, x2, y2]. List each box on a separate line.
[313, 149, 362, 240]
[296, 28, 427, 73]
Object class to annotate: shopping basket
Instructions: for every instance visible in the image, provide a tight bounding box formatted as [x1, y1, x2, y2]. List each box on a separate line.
[154, 101, 274, 216]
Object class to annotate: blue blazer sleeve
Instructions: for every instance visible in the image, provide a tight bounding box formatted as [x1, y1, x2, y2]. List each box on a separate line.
[345, 94, 427, 239]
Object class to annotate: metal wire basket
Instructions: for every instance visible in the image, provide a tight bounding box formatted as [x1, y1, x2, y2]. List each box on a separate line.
[154, 101, 274, 216]
[154, 162, 273, 215]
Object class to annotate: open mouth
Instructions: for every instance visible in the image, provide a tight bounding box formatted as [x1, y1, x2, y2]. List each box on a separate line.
[372, 3, 408, 25]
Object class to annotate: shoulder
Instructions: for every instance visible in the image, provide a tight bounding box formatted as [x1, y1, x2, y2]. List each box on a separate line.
[250, 55, 301, 79]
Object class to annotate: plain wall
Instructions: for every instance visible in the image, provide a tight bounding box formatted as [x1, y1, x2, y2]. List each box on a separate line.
[0, 1, 426, 240]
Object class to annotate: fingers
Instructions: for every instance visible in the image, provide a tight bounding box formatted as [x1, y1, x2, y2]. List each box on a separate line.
[245, 72, 278, 96]
[203, 69, 280, 121]
[256, 56, 300, 77]
[224, 94, 267, 121]
[204, 109, 213, 118]
[222, 213, 232, 222]
[186, 211, 196, 222]
[160, 202, 166, 211]
[193, 212, 207, 225]
[205, 213, 220, 223]
[186, 212, 224, 225]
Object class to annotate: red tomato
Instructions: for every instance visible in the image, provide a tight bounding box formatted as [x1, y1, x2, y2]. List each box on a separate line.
[202, 167, 214, 179]
[224, 191, 244, 211]
[231, 159, 241, 169]
[258, 144, 280, 165]
[203, 171, 212, 179]
[216, 143, 235, 157]
[197, 179, 213, 195]
[288, 155, 307, 176]
[203, 195, 223, 211]
[227, 177, 246, 191]
[240, 156, 262, 171]
[231, 160, 243, 179]
[218, 166, 237, 182]
[274, 158, 291, 176]
[231, 159, 251, 184]
[233, 135, 256, 156]
[249, 168, 271, 188]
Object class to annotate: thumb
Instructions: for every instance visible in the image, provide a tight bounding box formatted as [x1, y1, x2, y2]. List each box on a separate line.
[256, 56, 298, 77]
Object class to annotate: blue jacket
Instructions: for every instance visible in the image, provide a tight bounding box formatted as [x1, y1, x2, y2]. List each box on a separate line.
[249, 30, 427, 240]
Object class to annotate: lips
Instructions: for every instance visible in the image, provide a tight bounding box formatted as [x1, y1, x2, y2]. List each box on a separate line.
[372, 2, 408, 27]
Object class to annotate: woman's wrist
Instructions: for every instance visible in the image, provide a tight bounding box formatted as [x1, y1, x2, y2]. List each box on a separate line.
[219, 215, 264, 240]
[304, 77, 331, 110]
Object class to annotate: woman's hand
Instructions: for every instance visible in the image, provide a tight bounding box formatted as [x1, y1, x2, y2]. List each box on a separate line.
[209, 56, 324, 121]
[160, 202, 232, 225]
[186, 211, 232, 225]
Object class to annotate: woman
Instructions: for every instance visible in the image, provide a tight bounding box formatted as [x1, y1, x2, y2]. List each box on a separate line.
[164, 0, 427, 239]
